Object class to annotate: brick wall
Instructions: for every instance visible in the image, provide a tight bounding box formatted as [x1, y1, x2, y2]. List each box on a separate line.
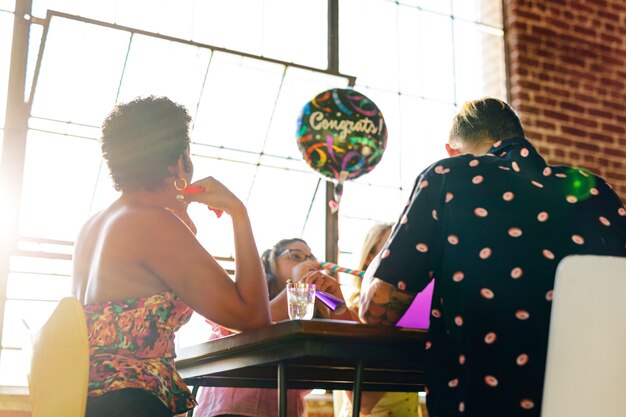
[504, 0, 626, 199]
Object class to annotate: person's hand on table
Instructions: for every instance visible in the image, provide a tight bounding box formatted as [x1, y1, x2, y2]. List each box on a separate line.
[302, 271, 357, 321]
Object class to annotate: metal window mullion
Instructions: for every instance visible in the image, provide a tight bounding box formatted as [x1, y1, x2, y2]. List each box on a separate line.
[0, 0, 34, 358]
[325, 0, 340, 264]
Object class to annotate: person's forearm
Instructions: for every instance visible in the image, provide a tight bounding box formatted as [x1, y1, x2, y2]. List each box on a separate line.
[359, 277, 414, 325]
[230, 205, 271, 327]
[269, 289, 289, 322]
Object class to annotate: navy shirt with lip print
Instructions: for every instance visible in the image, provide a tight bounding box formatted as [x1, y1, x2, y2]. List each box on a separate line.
[372, 137, 626, 417]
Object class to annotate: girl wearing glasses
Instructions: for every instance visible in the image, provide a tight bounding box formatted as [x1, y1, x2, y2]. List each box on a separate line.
[194, 238, 354, 417]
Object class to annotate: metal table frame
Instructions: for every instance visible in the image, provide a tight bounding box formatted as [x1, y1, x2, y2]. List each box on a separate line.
[176, 319, 427, 417]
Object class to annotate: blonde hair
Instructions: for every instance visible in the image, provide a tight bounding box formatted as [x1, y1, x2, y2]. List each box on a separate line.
[449, 97, 524, 150]
[358, 222, 394, 270]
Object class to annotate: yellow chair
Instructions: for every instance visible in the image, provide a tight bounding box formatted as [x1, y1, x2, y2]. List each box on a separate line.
[28, 296, 89, 417]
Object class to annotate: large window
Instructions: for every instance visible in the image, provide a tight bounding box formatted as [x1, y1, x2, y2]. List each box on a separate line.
[0, 0, 505, 386]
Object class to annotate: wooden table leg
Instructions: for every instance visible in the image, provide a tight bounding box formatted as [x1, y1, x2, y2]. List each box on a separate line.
[351, 359, 364, 417]
[278, 362, 287, 417]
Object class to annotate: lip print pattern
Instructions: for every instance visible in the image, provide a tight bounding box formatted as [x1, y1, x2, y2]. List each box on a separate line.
[366, 138, 626, 417]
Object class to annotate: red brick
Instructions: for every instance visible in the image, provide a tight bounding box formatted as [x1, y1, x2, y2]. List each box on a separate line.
[547, 135, 573, 146]
[599, 77, 625, 89]
[536, 120, 557, 130]
[573, 25, 597, 37]
[597, 10, 621, 22]
[587, 0, 609, 7]
[588, 108, 614, 118]
[602, 123, 626, 134]
[560, 54, 587, 67]
[575, 141, 600, 152]
[505, 0, 626, 195]
[572, 117, 598, 128]
[544, 110, 571, 121]
[606, 171, 626, 181]
[607, 148, 626, 158]
[536, 96, 558, 106]
[562, 126, 589, 136]
[600, 33, 623, 44]
[583, 154, 596, 163]
[590, 132, 616, 144]
[560, 102, 585, 113]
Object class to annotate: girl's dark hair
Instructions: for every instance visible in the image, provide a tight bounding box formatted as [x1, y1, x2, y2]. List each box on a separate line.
[101, 95, 192, 192]
[261, 238, 307, 300]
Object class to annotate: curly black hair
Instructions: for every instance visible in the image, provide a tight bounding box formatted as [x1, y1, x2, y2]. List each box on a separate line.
[101, 96, 192, 192]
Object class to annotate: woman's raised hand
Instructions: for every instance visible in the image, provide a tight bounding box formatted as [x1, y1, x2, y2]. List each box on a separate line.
[179, 176, 245, 216]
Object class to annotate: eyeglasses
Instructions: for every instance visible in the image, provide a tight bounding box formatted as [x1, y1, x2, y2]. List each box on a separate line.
[278, 248, 317, 262]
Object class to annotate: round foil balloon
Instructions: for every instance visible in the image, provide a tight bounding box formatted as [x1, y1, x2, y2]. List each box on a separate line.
[296, 88, 387, 208]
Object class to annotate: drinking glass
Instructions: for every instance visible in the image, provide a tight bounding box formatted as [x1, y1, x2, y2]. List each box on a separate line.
[287, 282, 316, 320]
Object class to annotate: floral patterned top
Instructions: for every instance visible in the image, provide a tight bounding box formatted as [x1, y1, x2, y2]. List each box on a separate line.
[84, 291, 196, 414]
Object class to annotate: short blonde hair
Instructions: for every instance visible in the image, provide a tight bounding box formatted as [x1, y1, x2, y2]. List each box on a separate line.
[449, 97, 525, 149]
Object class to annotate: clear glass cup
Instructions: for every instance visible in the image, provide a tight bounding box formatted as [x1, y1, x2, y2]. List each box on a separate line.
[287, 282, 316, 320]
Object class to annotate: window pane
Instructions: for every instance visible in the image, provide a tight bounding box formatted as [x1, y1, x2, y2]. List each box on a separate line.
[24, 22, 43, 102]
[0, 1, 14, 11]
[187, 156, 258, 257]
[399, 97, 454, 189]
[2, 299, 58, 348]
[340, 182, 404, 223]
[413, 0, 451, 14]
[397, 5, 422, 96]
[192, 0, 264, 55]
[453, 0, 503, 28]
[300, 179, 326, 258]
[117, 0, 194, 40]
[349, 87, 400, 188]
[246, 165, 320, 252]
[338, 217, 384, 271]
[263, 67, 350, 160]
[32, 0, 119, 23]
[454, 20, 506, 103]
[339, 0, 399, 91]
[0, 349, 29, 386]
[7, 273, 71, 301]
[192, 52, 286, 153]
[117, 34, 212, 115]
[10, 256, 72, 276]
[0, 11, 13, 128]
[20, 130, 103, 240]
[263, 0, 327, 68]
[30, 16, 130, 126]
[419, 11, 454, 102]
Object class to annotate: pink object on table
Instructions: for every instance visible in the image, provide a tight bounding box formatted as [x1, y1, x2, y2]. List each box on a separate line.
[395, 279, 434, 329]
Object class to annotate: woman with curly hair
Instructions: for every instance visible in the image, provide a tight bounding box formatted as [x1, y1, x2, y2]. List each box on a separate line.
[72, 96, 271, 417]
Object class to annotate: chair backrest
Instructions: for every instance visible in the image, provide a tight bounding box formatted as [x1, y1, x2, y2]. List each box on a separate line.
[28, 296, 89, 417]
[541, 255, 626, 417]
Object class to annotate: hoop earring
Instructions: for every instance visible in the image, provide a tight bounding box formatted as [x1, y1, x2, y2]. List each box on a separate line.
[174, 178, 188, 191]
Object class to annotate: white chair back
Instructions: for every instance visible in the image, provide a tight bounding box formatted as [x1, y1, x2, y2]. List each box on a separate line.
[541, 255, 626, 417]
